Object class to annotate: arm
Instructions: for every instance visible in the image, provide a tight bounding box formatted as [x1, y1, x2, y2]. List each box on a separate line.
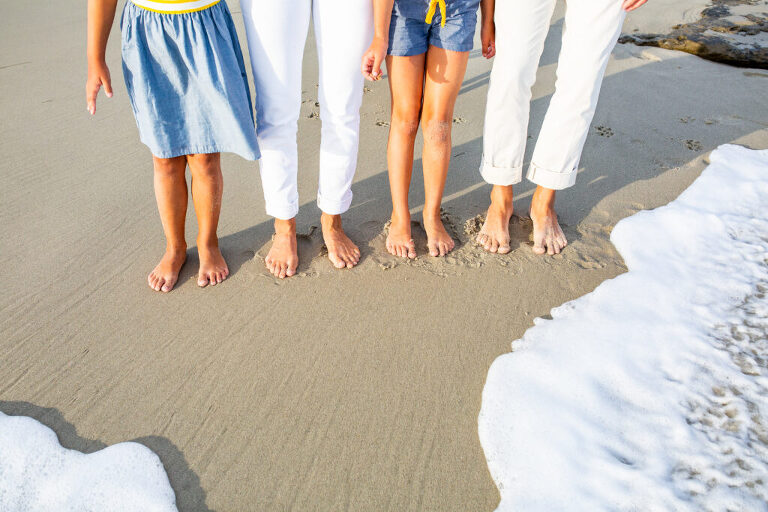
[622, 0, 648, 11]
[480, 0, 495, 59]
[86, 0, 118, 115]
[361, 0, 395, 81]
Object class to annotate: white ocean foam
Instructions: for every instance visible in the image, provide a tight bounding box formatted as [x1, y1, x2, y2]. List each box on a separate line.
[0, 412, 177, 512]
[479, 144, 768, 511]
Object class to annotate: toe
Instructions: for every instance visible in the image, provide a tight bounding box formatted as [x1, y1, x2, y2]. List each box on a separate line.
[161, 279, 174, 293]
[476, 234, 487, 246]
[278, 264, 287, 279]
[407, 241, 417, 259]
[498, 242, 511, 254]
[155, 277, 165, 292]
[330, 251, 346, 269]
[198, 274, 208, 287]
[439, 242, 447, 257]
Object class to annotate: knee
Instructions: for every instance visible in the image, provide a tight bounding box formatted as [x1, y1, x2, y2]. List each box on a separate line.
[187, 153, 221, 178]
[153, 156, 186, 177]
[391, 106, 421, 138]
[422, 118, 451, 145]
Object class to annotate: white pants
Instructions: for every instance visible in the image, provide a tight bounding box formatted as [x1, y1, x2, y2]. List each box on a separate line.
[240, 0, 373, 219]
[480, 0, 626, 190]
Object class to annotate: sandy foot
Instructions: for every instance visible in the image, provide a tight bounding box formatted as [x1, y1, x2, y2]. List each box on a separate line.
[423, 211, 455, 257]
[386, 212, 417, 259]
[321, 214, 360, 269]
[265, 219, 299, 279]
[148, 247, 186, 293]
[197, 243, 229, 287]
[530, 188, 568, 255]
[477, 186, 514, 254]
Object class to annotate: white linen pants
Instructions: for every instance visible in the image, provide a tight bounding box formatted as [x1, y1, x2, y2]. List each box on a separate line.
[240, 0, 373, 219]
[480, 0, 626, 190]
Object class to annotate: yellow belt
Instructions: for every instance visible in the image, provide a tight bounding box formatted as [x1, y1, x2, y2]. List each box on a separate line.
[425, 0, 447, 27]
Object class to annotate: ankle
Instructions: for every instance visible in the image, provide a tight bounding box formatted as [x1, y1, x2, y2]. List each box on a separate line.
[490, 185, 515, 209]
[421, 207, 442, 223]
[196, 236, 219, 250]
[320, 212, 343, 231]
[165, 242, 187, 254]
[531, 187, 556, 215]
[391, 208, 411, 224]
[274, 217, 296, 235]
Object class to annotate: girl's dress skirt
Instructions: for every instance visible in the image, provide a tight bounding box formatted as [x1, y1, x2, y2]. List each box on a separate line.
[121, 0, 260, 160]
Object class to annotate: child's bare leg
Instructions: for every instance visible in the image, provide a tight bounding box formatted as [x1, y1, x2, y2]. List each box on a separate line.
[530, 185, 567, 255]
[187, 153, 229, 287]
[421, 46, 468, 257]
[150, 155, 188, 293]
[385, 54, 425, 259]
[478, 184, 515, 254]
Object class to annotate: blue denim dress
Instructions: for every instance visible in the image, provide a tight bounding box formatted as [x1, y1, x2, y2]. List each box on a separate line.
[389, 0, 481, 56]
[121, 1, 260, 160]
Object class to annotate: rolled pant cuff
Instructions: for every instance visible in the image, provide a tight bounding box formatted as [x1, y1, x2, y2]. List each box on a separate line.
[265, 201, 299, 220]
[526, 162, 578, 190]
[316, 193, 352, 216]
[479, 158, 524, 186]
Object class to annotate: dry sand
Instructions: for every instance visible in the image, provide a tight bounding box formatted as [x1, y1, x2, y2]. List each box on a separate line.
[1, 1, 767, 510]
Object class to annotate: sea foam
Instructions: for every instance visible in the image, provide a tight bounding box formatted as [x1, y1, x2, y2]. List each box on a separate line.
[479, 144, 768, 511]
[0, 412, 177, 511]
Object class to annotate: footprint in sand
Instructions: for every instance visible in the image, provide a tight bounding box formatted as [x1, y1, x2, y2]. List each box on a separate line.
[595, 125, 614, 138]
[685, 139, 703, 151]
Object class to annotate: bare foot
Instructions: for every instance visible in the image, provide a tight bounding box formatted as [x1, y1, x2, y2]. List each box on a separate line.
[386, 211, 416, 259]
[265, 218, 298, 279]
[321, 213, 360, 269]
[422, 210, 455, 257]
[197, 241, 229, 287]
[530, 186, 568, 255]
[148, 246, 187, 293]
[477, 185, 514, 254]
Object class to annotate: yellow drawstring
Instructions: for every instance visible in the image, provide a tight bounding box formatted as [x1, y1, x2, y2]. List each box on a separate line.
[425, 0, 447, 27]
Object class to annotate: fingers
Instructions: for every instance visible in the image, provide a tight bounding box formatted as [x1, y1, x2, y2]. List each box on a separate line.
[622, 0, 647, 11]
[486, 42, 496, 59]
[103, 74, 113, 98]
[86, 80, 100, 115]
[86, 74, 113, 115]
[371, 54, 384, 81]
[361, 53, 373, 79]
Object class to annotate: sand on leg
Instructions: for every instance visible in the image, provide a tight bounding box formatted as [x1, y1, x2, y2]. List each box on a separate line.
[149, 155, 188, 293]
[420, 45, 468, 257]
[384, 53, 425, 259]
[187, 153, 229, 286]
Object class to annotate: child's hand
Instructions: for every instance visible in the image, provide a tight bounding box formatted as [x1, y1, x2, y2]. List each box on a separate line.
[622, 0, 648, 11]
[86, 60, 113, 115]
[481, 20, 496, 59]
[361, 36, 388, 81]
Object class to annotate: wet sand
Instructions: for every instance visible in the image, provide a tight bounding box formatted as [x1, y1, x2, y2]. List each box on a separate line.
[1, 1, 767, 510]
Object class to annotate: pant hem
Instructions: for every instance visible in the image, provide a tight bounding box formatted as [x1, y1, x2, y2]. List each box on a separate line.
[265, 202, 299, 220]
[479, 159, 524, 186]
[316, 194, 353, 216]
[526, 162, 578, 190]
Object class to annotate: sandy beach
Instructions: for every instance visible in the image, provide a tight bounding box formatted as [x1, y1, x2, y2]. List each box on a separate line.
[1, 0, 767, 510]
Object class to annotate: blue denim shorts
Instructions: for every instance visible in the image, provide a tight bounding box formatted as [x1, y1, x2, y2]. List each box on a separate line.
[388, 6, 478, 56]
